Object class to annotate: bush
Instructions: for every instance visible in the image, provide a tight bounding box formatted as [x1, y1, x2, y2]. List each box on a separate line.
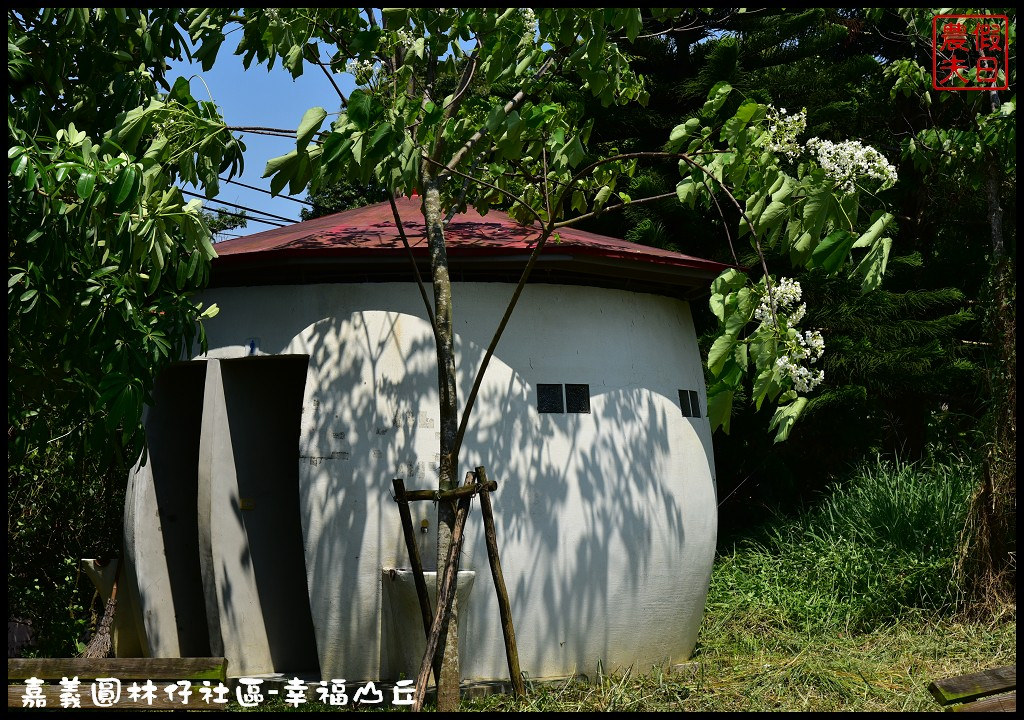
[8, 434, 124, 657]
[708, 455, 975, 634]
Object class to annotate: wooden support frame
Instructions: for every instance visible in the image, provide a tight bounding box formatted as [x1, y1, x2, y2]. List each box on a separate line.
[391, 467, 525, 711]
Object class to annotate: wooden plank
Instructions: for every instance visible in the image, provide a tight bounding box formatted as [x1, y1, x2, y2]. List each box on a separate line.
[951, 690, 1015, 712]
[8, 657, 227, 681]
[9, 683, 229, 710]
[929, 666, 1016, 706]
[403, 480, 497, 502]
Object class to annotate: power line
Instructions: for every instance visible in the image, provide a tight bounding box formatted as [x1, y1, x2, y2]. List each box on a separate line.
[216, 177, 311, 205]
[182, 190, 298, 224]
[200, 204, 285, 228]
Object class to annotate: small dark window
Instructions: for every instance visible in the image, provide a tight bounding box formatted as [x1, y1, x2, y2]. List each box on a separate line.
[565, 384, 591, 414]
[689, 390, 701, 418]
[678, 389, 693, 417]
[537, 384, 564, 413]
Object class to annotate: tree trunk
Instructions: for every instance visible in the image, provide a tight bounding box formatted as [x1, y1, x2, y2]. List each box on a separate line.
[962, 89, 1016, 607]
[421, 171, 461, 710]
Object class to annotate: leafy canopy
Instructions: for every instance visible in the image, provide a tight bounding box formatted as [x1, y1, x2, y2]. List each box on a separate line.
[8, 8, 243, 457]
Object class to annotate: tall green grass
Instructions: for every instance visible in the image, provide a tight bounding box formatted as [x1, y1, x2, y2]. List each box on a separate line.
[707, 455, 976, 635]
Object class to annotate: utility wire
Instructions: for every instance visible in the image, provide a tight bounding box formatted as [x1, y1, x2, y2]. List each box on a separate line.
[220, 177, 316, 206]
[182, 190, 299, 224]
[199, 204, 285, 228]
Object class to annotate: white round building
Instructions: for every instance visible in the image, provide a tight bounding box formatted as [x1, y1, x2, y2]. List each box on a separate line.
[121, 197, 725, 685]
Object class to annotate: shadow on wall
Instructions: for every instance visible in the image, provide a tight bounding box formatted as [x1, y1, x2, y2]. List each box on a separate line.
[258, 283, 706, 680]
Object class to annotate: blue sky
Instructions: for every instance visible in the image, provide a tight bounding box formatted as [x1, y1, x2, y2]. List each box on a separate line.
[167, 45, 357, 237]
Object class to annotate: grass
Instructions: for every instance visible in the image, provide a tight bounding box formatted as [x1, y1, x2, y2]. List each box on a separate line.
[460, 613, 1016, 712]
[241, 455, 1016, 711]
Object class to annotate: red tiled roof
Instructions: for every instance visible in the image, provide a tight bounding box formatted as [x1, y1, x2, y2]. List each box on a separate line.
[213, 197, 727, 275]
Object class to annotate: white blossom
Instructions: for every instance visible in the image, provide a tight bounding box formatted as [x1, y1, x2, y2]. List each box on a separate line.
[522, 8, 538, 37]
[754, 276, 803, 325]
[756, 277, 826, 394]
[345, 58, 376, 85]
[395, 28, 415, 48]
[776, 355, 825, 393]
[806, 137, 898, 194]
[763, 105, 807, 159]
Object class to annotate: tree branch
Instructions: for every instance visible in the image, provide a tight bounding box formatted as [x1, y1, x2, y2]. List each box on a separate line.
[420, 153, 544, 226]
[442, 58, 554, 176]
[386, 190, 437, 331]
[551, 190, 677, 227]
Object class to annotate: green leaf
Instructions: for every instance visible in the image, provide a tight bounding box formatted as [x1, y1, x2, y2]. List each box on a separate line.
[515, 49, 538, 77]
[562, 136, 586, 168]
[856, 236, 892, 293]
[711, 268, 747, 295]
[8, 272, 25, 288]
[11, 154, 29, 178]
[76, 171, 96, 200]
[771, 176, 796, 203]
[708, 335, 737, 375]
[707, 387, 735, 434]
[667, 118, 700, 152]
[351, 133, 364, 165]
[809, 228, 856, 273]
[676, 177, 697, 206]
[734, 342, 748, 372]
[703, 82, 732, 115]
[752, 368, 776, 411]
[623, 8, 643, 41]
[263, 149, 298, 179]
[790, 231, 815, 265]
[322, 132, 346, 165]
[852, 212, 894, 248]
[111, 165, 138, 208]
[768, 397, 808, 443]
[724, 287, 754, 337]
[485, 104, 507, 133]
[802, 186, 834, 240]
[296, 106, 327, 149]
[594, 185, 612, 211]
[721, 99, 760, 144]
[757, 200, 788, 234]
[709, 292, 725, 322]
[348, 90, 373, 131]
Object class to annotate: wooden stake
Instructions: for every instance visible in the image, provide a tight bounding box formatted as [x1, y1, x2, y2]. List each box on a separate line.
[412, 472, 475, 712]
[475, 466, 526, 696]
[391, 478, 440, 685]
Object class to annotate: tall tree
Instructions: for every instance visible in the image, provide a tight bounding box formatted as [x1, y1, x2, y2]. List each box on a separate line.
[879, 7, 1016, 603]
[8, 8, 243, 460]
[7, 7, 243, 653]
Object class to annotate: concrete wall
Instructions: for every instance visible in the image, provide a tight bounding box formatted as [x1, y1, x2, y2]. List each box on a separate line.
[124, 361, 210, 658]
[197, 356, 320, 677]
[198, 281, 717, 681]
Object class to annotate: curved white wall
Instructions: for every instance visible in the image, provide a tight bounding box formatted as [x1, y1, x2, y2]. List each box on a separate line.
[198, 281, 717, 681]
